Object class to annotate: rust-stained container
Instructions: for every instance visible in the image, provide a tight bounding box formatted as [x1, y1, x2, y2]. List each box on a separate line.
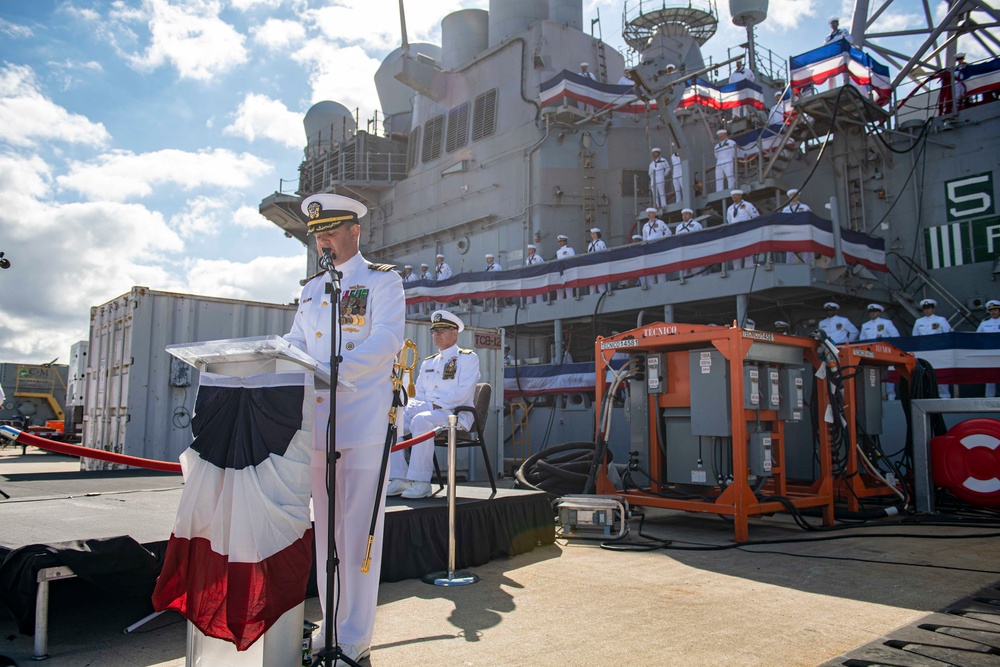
[82, 287, 296, 470]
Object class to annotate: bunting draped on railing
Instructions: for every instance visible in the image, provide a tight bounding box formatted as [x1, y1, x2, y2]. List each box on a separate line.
[963, 56, 1000, 99]
[538, 70, 766, 115]
[403, 212, 887, 305]
[790, 39, 892, 105]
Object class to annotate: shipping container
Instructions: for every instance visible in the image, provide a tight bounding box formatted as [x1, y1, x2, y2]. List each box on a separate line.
[64, 340, 88, 440]
[82, 287, 296, 470]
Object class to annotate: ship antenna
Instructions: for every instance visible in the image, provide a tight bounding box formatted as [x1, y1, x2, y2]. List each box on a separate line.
[398, 0, 410, 55]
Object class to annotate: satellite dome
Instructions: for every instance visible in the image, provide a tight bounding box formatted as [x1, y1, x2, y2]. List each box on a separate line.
[303, 101, 356, 151]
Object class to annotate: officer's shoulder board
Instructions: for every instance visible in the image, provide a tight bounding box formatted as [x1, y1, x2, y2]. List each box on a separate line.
[301, 270, 326, 286]
[459, 348, 474, 354]
[424, 352, 440, 360]
[368, 262, 396, 272]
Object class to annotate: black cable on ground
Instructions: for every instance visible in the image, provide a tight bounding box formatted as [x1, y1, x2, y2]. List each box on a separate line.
[514, 441, 599, 501]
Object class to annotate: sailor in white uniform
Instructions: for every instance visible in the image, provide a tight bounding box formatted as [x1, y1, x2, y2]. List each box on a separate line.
[782, 188, 814, 264]
[579, 62, 596, 80]
[767, 91, 786, 126]
[671, 149, 684, 204]
[726, 189, 760, 269]
[730, 59, 756, 118]
[555, 235, 575, 300]
[955, 53, 968, 107]
[523, 245, 543, 304]
[648, 148, 670, 208]
[825, 17, 852, 44]
[859, 303, 900, 340]
[434, 254, 452, 280]
[978, 300, 1000, 396]
[714, 129, 738, 193]
[285, 193, 405, 662]
[818, 301, 859, 344]
[402, 265, 418, 314]
[674, 208, 702, 235]
[588, 227, 608, 294]
[642, 207, 670, 242]
[388, 310, 480, 499]
[418, 262, 432, 281]
[484, 253, 501, 272]
[912, 298, 952, 398]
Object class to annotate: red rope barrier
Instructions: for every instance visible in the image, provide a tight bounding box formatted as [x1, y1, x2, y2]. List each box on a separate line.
[0, 427, 183, 474]
[390, 428, 439, 452]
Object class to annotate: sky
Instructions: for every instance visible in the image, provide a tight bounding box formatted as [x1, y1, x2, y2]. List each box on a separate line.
[0, 0, 991, 364]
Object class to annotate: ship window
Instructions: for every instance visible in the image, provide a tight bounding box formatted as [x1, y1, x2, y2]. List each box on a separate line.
[471, 88, 498, 142]
[422, 115, 444, 163]
[445, 102, 470, 153]
[407, 126, 421, 170]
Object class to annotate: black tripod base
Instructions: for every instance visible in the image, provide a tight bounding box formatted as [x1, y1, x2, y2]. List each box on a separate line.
[312, 645, 364, 667]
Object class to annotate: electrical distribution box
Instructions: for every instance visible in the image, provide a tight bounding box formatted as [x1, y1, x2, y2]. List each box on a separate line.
[854, 366, 884, 435]
[646, 353, 665, 394]
[777, 367, 805, 422]
[743, 364, 761, 409]
[689, 349, 731, 436]
[749, 432, 773, 477]
[765, 366, 781, 411]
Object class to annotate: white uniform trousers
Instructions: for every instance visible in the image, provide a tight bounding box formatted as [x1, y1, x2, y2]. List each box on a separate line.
[390, 400, 470, 483]
[715, 160, 735, 193]
[651, 179, 667, 208]
[311, 444, 386, 647]
[672, 175, 683, 203]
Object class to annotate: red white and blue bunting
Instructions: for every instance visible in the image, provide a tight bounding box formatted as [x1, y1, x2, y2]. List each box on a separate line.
[790, 39, 892, 105]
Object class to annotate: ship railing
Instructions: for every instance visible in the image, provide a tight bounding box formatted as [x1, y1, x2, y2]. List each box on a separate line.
[298, 148, 407, 192]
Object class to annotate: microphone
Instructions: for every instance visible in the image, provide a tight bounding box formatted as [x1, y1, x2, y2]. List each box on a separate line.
[319, 247, 336, 271]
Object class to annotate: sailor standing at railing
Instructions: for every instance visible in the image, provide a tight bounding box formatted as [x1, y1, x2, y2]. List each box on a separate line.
[588, 228, 608, 295]
[434, 254, 452, 280]
[955, 53, 968, 108]
[818, 302, 859, 344]
[768, 91, 786, 126]
[554, 235, 575, 300]
[648, 148, 670, 208]
[484, 253, 501, 272]
[714, 129, 738, 193]
[726, 190, 759, 269]
[578, 62, 596, 80]
[913, 298, 952, 398]
[824, 17, 852, 44]
[782, 189, 814, 265]
[674, 207, 703, 277]
[523, 245, 543, 304]
[978, 300, 1000, 396]
[402, 265, 419, 315]
[730, 60, 755, 119]
[642, 208, 671, 285]
[860, 303, 900, 399]
[671, 148, 684, 204]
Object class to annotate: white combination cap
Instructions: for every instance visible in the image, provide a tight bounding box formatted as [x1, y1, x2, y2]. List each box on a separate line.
[430, 310, 464, 332]
[823, 301, 840, 310]
[631, 234, 643, 241]
[988, 299, 1000, 309]
[645, 207, 658, 213]
[557, 234, 568, 240]
[775, 320, 790, 328]
[956, 52, 966, 59]
[921, 298, 937, 308]
[867, 303, 885, 312]
[681, 207, 694, 215]
[590, 227, 601, 234]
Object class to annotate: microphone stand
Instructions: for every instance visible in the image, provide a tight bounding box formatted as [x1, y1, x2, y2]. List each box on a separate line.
[313, 248, 361, 667]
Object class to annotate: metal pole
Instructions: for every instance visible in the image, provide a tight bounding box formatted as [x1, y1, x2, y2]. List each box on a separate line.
[829, 196, 845, 267]
[34, 579, 49, 659]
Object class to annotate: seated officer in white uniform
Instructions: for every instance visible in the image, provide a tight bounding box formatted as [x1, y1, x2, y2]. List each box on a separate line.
[978, 300, 1000, 396]
[818, 301, 859, 344]
[388, 310, 481, 499]
[284, 192, 405, 663]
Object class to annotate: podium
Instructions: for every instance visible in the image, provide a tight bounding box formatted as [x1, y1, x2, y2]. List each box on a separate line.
[165, 336, 330, 667]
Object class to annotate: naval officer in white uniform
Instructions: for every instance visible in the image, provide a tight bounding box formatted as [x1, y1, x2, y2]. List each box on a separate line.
[859, 303, 900, 340]
[714, 129, 738, 193]
[388, 310, 481, 499]
[285, 193, 405, 663]
[913, 298, 952, 397]
[648, 148, 670, 208]
[818, 301, 859, 344]
[978, 300, 1000, 396]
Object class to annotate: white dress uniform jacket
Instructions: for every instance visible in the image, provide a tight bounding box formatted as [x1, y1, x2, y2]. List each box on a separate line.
[525, 253, 544, 265]
[485, 261, 502, 271]
[643, 218, 671, 241]
[674, 219, 703, 234]
[860, 317, 900, 340]
[977, 317, 1000, 333]
[727, 200, 760, 224]
[714, 138, 738, 192]
[731, 66, 755, 83]
[825, 27, 852, 44]
[390, 344, 481, 483]
[435, 262, 453, 280]
[588, 239, 608, 253]
[419, 269, 433, 281]
[402, 272, 418, 284]
[819, 314, 859, 344]
[284, 251, 404, 648]
[912, 315, 951, 336]
[648, 157, 670, 207]
[556, 245, 576, 259]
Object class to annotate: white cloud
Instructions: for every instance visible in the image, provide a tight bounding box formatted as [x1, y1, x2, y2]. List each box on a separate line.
[762, 0, 817, 31]
[180, 254, 305, 303]
[233, 204, 273, 229]
[57, 148, 273, 201]
[292, 43, 382, 112]
[0, 64, 110, 148]
[115, 0, 249, 81]
[0, 18, 33, 38]
[304, 0, 472, 52]
[169, 195, 229, 238]
[224, 93, 303, 148]
[230, 0, 286, 10]
[869, 12, 924, 33]
[251, 18, 306, 50]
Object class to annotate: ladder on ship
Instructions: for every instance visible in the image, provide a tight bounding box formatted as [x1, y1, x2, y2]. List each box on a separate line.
[509, 401, 532, 465]
[759, 113, 813, 181]
[581, 148, 598, 229]
[887, 252, 979, 329]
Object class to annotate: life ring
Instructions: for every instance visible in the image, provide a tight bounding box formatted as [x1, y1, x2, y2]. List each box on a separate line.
[930, 418, 1000, 508]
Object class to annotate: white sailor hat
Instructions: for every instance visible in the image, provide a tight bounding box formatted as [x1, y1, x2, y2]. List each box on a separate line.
[430, 310, 464, 332]
[716, 128, 728, 135]
[590, 227, 601, 234]
[775, 91, 783, 97]
[527, 244, 537, 250]
[420, 262, 429, 267]
[631, 234, 643, 241]
[829, 16, 840, 23]
[956, 52, 966, 59]
[301, 193, 367, 234]
[665, 64, 676, 71]
[731, 189, 744, 195]
[651, 147, 661, 153]
[867, 303, 884, 312]
[823, 301, 840, 310]
[435, 253, 445, 259]
[645, 207, 658, 213]
[775, 320, 790, 329]
[485, 252, 495, 258]
[787, 188, 800, 196]
[920, 298, 937, 308]
[557, 234, 568, 241]
[404, 264, 413, 269]
[988, 300, 1000, 309]
[580, 62, 589, 68]
[681, 207, 694, 215]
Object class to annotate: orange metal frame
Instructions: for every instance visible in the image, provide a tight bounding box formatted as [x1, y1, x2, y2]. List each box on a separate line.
[836, 342, 917, 511]
[594, 323, 835, 542]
